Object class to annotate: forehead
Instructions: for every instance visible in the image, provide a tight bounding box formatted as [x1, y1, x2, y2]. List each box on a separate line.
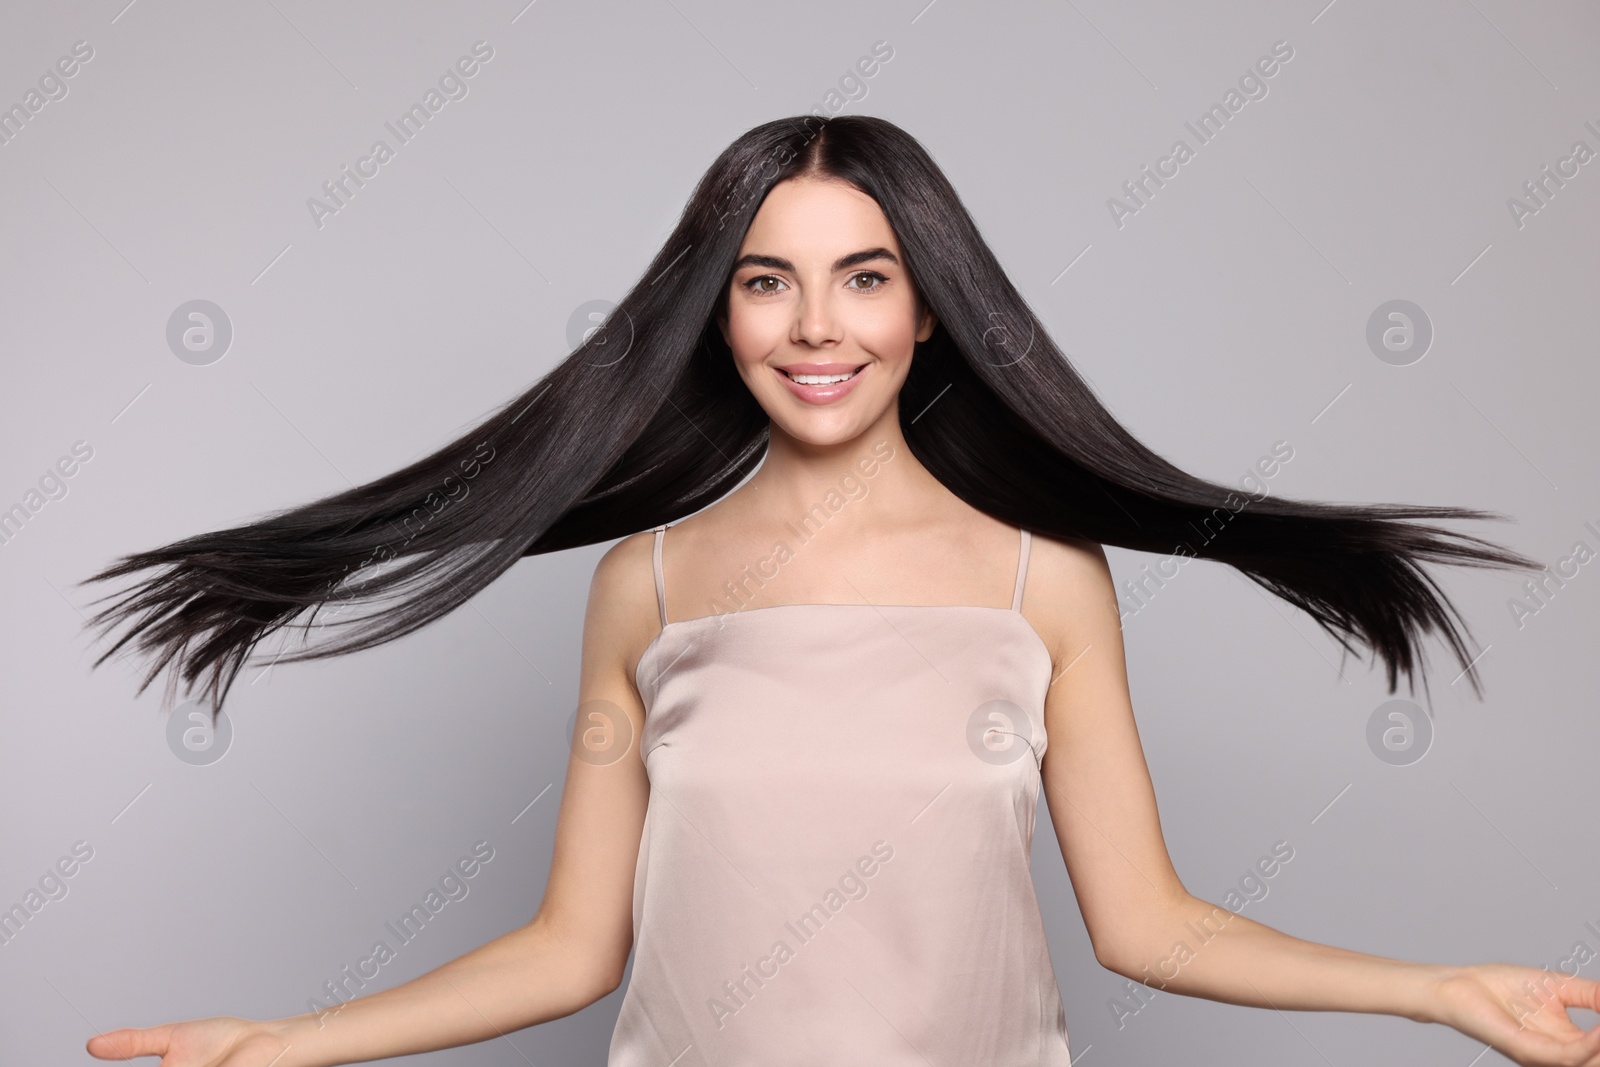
[738, 177, 899, 257]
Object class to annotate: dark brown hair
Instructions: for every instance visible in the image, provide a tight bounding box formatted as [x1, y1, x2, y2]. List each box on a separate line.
[81, 114, 1536, 715]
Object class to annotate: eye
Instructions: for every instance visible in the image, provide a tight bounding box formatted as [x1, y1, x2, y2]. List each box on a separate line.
[742, 275, 788, 296]
[846, 271, 887, 292]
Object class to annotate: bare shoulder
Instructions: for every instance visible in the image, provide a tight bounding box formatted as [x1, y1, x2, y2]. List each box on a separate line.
[1021, 531, 1123, 666]
[590, 529, 657, 609]
[588, 529, 664, 685]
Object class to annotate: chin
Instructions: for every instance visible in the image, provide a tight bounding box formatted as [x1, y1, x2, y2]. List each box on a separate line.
[770, 408, 885, 447]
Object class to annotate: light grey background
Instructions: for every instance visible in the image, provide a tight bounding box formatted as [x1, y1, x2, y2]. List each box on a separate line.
[3, 0, 1597, 1064]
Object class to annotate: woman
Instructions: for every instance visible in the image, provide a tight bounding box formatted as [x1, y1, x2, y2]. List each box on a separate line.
[81, 115, 1599, 1066]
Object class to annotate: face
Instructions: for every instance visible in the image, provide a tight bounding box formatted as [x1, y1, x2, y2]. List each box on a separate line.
[717, 176, 937, 447]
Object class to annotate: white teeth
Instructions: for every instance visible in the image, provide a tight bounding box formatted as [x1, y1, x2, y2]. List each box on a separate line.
[786, 368, 860, 385]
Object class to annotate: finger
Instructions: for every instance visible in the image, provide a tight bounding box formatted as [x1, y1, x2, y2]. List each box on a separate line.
[1542, 988, 1600, 1067]
[86, 1025, 172, 1061]
[1571, 978, 1600, 1017]
[1575, 1012, 1600, 1061]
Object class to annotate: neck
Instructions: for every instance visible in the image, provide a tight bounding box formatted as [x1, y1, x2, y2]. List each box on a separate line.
[735, 400, 949, 534]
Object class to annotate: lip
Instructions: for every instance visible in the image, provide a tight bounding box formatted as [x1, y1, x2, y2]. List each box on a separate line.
[774, 361, 869, 405]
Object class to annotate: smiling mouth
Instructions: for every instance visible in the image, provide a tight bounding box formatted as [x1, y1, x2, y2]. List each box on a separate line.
[779, 364, 868, 385]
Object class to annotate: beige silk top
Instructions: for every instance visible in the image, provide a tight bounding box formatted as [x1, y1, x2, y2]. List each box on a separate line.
[606, 523, 1073, 1065]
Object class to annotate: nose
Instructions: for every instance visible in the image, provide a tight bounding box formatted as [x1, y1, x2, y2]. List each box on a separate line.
[791, 286, 842, 347]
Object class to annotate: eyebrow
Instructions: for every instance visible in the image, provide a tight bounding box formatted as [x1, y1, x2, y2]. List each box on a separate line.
[730, 247, 901, 274]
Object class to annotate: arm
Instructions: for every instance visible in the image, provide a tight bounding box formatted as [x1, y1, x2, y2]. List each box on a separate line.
[87, 532, 663, 1067]
[1026, 536, 1600, 1065]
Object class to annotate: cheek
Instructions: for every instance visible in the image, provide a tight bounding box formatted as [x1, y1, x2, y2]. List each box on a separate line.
[724, 305, 781, 365]
[853, 307, 919, 360]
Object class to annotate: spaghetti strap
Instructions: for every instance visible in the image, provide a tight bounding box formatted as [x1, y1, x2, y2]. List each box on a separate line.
[1011, 527, 1031, 612]
[651, 523, 669, 627]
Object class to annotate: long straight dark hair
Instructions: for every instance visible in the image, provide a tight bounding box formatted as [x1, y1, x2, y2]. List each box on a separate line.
[82, 113, 1536, 715]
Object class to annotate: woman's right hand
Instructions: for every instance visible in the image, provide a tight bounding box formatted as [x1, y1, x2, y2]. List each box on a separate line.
[86, 1016, 297, 1067]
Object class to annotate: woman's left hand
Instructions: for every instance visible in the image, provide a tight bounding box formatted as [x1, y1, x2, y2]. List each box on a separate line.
[1429, 962, 1600, 1065]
